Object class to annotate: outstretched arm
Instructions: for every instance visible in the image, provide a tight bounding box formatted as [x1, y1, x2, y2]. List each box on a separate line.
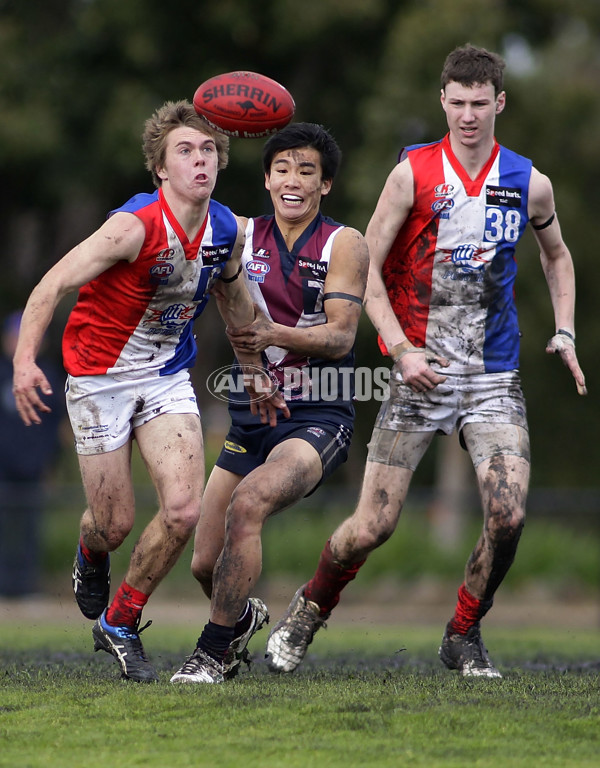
[13, 213, 145, 425]
[529, 168, 587, 395]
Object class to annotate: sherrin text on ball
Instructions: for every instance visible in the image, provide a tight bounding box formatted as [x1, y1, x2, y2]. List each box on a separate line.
[193, 71, 295, 138]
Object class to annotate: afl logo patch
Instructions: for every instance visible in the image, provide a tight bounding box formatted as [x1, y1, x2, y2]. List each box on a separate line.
[431, 198, 454, 214]
[246, 260, 270, 282]
[150, 263, 174, 285]
[150, 263, 174, 277]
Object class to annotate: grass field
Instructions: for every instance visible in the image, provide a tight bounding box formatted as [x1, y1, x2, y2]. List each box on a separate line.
[4, 492, 599, 767]
[1, 607, 598, 768]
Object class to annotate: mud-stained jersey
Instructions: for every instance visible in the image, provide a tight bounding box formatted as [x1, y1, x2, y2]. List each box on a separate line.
[229, 212, 355, 424]
[62, 188, 238, 378]
[381, 134, 533, 374]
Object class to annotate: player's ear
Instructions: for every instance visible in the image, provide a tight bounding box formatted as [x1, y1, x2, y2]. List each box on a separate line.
[495, 91, 506, 114]
[320, 178, 333, 197]
[264, 172, 271, 191]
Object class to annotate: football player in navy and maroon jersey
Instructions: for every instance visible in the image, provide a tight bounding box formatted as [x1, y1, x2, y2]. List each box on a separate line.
[265, 44, 586, 679]
[170, 122, 369, 683]
[12, 100, 287, 682]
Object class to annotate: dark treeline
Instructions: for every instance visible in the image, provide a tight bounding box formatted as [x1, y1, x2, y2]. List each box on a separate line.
[1, 0, 598, 487]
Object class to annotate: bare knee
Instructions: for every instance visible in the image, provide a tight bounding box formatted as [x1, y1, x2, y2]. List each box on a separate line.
[482, 480, 526, 556]
[486, 500, 525, 547]
[484, 480, 527, 544]
[164, 499, 202, 541]
[227, 478, 271, 532]
[224, 490, 264, 544]
[480, 455, 528, 542]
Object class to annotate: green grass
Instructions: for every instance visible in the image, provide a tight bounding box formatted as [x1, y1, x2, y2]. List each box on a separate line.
[1, 623, 598, 768]
[26, 483, 598, 766]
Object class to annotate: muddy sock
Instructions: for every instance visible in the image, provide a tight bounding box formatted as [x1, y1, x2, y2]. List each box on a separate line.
[105, 581, 148, 629]
[197, 621, 236, 663]
[447, 582, 493, 635]
[304, 540, 366, 617]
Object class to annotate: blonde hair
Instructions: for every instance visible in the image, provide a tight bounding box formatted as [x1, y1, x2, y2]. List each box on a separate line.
[142, 100, 230, 187]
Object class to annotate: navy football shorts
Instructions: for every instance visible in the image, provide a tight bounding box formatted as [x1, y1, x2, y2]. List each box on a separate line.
[215, 415, 353, 494]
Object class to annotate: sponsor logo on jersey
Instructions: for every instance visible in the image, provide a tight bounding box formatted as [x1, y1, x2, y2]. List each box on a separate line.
[202, 245, 231, 266]
[434, 183, 455, 197]
[156, 248, 175, 261]
[224, 440, 247, 454]
[251, 248, 271, 259]
[440, 244, 493, 278]
[146, 303, 196, 328]
[486, 186, 522, 207]
[246, 260, 270, 282]
[298, 258, 328, 280]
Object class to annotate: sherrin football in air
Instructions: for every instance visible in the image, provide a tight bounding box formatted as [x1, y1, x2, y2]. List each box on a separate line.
[193, 71, 295, 139]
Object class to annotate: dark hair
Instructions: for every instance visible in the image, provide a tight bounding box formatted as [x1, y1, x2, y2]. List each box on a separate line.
[441, 44, 506, 95]
[262, 122, 342, 181]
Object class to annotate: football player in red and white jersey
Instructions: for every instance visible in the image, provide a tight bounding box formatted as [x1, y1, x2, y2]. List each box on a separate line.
[266, 45, 586, 679]
[13, 100, 287, 682]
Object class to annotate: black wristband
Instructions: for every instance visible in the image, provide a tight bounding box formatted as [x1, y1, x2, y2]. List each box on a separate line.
[556, 328, 575, 342]
[220, 262, 243, 283]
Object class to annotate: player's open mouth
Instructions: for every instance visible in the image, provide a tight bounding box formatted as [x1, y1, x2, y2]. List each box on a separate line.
[282, 195, 303, 205]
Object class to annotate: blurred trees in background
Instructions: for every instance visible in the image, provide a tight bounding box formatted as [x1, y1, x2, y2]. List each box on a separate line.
[1, 0, 598, 490]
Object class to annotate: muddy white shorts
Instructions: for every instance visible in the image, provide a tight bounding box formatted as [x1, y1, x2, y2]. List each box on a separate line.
[65, 369, 199, 455]
[367, 370, 530, 470]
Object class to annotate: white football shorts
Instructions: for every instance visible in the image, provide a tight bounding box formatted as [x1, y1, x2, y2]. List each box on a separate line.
[65, 369, 199, 455]
[367, 370, 530, 470]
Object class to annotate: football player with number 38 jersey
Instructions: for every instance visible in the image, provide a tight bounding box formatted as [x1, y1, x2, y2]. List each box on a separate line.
[266, 45, 586, 680]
